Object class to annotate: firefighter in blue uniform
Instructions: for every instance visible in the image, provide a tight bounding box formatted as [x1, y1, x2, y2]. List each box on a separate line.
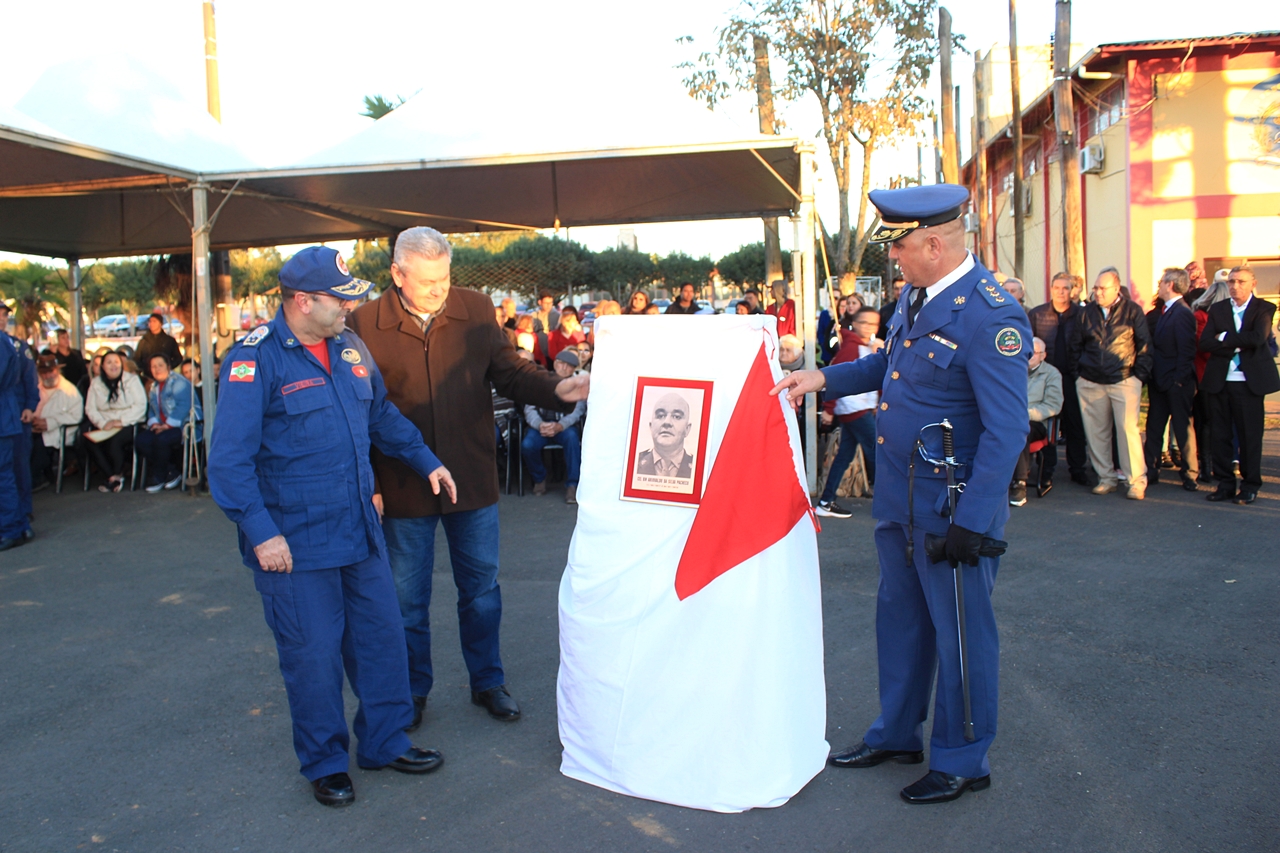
[773, 185, 1030, 804]
[1, 316, 40, 550]
[209, 247, 458, 807]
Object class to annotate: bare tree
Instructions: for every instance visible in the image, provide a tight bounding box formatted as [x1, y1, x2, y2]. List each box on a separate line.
[679, 0, 950, 276]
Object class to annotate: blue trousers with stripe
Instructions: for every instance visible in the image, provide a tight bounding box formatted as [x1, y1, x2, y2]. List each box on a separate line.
[862, 520, 1001, 779]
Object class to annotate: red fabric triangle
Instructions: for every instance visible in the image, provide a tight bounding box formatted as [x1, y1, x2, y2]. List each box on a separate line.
[674, 342, 814, 600]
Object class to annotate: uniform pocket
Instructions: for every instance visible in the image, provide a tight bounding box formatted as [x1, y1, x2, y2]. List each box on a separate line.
[282, 386, 339, 447]
[906, 342, 956, 390]
[253, 572, 305, 648]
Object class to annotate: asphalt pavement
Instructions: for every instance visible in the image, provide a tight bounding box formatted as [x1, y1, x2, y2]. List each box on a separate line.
[2, 441, 1277, 853]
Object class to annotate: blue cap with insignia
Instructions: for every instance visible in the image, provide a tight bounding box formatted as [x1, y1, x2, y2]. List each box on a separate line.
[279, 246, 373, 300]
[867, 184, 970, 243]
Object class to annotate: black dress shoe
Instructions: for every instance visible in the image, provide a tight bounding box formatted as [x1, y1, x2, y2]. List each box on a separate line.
[405, 695, 427, 733]
[363, 746, 444, 775]
[311, 772, 355, 807]
[828, 740, 924, 768]
[1235, 489, 1258, 505]
[900, 769, 990, 804]
[1181, 477, 1198, 492]
[472, 685, 521, 721]
[1207, 487, 1236, 502]
[0, 537, 24, 552]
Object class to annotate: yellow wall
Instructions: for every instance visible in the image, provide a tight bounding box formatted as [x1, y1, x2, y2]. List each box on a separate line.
[1083, 119, 1131, 293]
[1131, 67, 1280, 305]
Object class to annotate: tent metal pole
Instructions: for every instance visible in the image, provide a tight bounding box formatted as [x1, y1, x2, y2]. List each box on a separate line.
[796, 144, 818, 495]
[67, 258, 83, 351]
[193, 183, 216, 459]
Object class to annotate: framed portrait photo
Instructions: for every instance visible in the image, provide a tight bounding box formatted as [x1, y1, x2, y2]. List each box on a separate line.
[621, 376, 714, 507]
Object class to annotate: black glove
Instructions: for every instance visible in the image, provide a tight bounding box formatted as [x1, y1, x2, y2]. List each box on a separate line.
[944, 522, 984, 568]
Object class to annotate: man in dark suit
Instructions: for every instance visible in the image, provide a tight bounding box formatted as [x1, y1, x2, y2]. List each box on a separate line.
[1143, 268, 1200, 490]
[636, 391, 695, 477]
[1197, 266, 1280, 504]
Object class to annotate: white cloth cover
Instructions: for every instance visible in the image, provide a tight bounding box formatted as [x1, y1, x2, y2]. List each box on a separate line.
[557, 315, 828, 813]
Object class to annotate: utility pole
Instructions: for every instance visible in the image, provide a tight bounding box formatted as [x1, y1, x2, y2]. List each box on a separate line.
[974, 50, 991, 268]
[933, 114, 943, 183]
[754, 36, 784, 289]
[1054, 0, 1086, 282]
[938, 8, 959, 184]
[1009, 0, 1025, 279]
[202, 2, 221, 123]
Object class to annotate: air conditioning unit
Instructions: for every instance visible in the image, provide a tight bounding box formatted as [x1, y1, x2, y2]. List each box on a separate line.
[1081, 142, 1105, 174]
[1008, 185, 1033, 217]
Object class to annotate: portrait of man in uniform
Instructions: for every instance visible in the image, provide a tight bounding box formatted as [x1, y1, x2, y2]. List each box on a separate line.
[623, 378, 712, 506]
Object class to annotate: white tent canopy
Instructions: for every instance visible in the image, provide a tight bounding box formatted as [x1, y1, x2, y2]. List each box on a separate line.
[0, 58, 815, 468]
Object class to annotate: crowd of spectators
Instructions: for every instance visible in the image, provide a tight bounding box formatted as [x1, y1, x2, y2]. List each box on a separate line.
[2, 310, 198, 504]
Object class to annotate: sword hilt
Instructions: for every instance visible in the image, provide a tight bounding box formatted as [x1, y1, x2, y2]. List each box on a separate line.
[940, 418, 954, 462]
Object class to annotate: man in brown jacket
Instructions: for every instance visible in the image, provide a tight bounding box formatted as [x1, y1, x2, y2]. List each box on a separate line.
[347, 226, 589, 727]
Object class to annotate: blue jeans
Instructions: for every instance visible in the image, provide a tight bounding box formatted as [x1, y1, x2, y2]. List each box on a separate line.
[383, 504, 504, 697]
[521, 424, 581, 485]
[820, 416, 877, 503]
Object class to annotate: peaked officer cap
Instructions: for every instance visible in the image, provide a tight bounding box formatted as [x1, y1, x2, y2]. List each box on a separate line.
[867, 184, 970, 243]
[279, 246, 373, 300]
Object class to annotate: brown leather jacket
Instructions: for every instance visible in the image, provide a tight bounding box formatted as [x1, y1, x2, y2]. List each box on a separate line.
[347, 286, 567, 517]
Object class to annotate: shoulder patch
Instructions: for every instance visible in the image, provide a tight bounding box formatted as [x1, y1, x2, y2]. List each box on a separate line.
[995, 327, 1024, 356]
[979, 283, 1013, 307]
[228, 361, 257, 381]
[242, 325, 270, 347]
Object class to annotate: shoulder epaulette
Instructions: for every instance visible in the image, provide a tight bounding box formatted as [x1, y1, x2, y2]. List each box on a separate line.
[976, 278, 1013, 308]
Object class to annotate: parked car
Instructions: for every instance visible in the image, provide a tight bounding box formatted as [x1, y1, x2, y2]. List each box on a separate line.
[93, 314, 132, 337]
[133, 315, 185, 336]
[653, 299, 671, 309]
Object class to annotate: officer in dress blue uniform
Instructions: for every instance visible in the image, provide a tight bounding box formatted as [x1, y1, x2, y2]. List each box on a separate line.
[209, 247, 459, 807]
[1, 319, 40, 551]
[773, 185, 1030, 804]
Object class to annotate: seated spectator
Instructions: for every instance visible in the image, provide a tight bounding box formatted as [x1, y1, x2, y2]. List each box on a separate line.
[735, 301, 752, 315]
[78, 351, 107, 399]
[500, 297, 518, 330]
[815, 308, 882, 518]
[115, 344, 140, 375]
[522, 350, 586, 504]
[547, 306, 586, 361]
[624, 291, 652, 315]
[778, 334, 805, 372]
[29, 352, 84, 491]
[135, 313, 182, 382]
[1011, 337, 1064, 505]
[52, 329, 88, 387]
[180, 358, 201, 385]
[514, 314, 550, 368]
[84, 350, 147, 493]
[575, 341, 594, 372]
[644, 304, 661, 315]
[588, 300, 620, 347]
[135, 354, 202, 492]
[665, 283, 701, 314]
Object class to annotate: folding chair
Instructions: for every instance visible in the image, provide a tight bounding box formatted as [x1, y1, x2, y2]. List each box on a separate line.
[1028, 416, 1061, 498]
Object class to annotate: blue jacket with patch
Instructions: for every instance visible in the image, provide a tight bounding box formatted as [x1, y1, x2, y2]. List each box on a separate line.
[1, 332, 39, 438]
[822, 258, 1031, 536]
[209, 309, 443, 571]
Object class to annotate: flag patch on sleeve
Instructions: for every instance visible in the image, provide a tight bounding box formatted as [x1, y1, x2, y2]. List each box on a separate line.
[229, 361, 257, 382]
